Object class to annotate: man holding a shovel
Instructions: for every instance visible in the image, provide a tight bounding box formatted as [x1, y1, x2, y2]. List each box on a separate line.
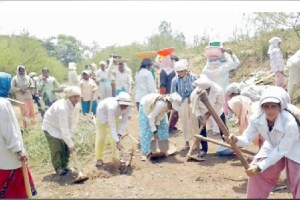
[95, 91, 132, 167]
[42, 86, 81, 176]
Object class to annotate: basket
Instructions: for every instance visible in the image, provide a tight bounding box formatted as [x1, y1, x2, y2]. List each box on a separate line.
[157, 47, 174, 56]
[136, 51, 156, 59]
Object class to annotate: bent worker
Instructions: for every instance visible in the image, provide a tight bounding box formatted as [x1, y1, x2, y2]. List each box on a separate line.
[225, 86, 300, 199]
[42, 86, 81, 176]
[95, 91, 132, 166]
[139, 92, 182, 161]
[0, 72, 37, 198]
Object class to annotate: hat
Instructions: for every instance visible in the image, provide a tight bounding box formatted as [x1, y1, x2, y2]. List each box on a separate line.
[116, 91, 133, 106]
[260, 97, 280, 106]
[193, 74, 212, 89]
[64, 86, 81, 98]
[208, 41, 223, 48]
[166, 92, 182, 112]
[174, 59, 188, 72]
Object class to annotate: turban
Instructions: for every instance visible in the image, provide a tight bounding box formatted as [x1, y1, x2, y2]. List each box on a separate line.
[64, 86, 81, 98]
[0, 72, 12, 98]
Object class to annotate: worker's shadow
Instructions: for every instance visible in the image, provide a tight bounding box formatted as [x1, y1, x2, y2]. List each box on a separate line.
[148, 154, 184, 164]
[41, 172, 78, 186]
[231, 178, 248, 194]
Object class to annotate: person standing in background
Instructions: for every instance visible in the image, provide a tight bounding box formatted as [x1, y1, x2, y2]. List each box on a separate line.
[268, 37, 286, 89]
[80, 70, 98, 115]
[11, 65, 36, 129]
[95, 61, 112, 101]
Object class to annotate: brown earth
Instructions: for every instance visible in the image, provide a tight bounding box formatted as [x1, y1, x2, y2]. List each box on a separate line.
[24, 107, 292, 199]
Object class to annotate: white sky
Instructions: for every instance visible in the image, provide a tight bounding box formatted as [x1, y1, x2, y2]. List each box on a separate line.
[0, 1, 299, 48]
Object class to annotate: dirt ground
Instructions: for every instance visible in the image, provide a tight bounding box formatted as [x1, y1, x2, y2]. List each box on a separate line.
[24, 107, 293, 199]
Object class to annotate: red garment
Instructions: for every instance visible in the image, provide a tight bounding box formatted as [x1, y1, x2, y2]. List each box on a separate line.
[0, 164, 37, 199]
[160, 86, 166, 95]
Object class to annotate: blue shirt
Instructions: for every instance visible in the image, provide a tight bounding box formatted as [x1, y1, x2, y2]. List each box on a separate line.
[171, 72, 197, 101]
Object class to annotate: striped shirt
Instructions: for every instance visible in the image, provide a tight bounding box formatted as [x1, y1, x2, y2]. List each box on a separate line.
[171, 72, 198, 101]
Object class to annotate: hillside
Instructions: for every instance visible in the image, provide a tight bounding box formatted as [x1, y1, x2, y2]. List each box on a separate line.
[0, 35, 67, 82]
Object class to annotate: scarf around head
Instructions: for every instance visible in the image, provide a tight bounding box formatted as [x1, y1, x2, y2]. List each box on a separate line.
[0, 72, 12, 97]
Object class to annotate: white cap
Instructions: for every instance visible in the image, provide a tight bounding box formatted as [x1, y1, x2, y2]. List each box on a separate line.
[64, 86, 81, 98]
[116, 92, 133, 106]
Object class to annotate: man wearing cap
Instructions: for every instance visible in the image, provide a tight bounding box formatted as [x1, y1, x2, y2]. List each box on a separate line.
[135, 58, 157, 111]
[38, 68, 60, 110]
[80, 70, 98, 115]
[95, 91, 132, 166]
[42, 86, 81, 176]
[115, 61, 132, 96]
[95, 61, 112, 101]
[268, 37, 286, 89]
[139, 92, 182, 161]
[171, 59, 198, 150]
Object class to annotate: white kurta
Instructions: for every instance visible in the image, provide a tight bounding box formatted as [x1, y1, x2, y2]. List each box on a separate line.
[96, 97, 131, 142]
[42, 99, 81, 148]
[269, 48, 284, 73]
[135, 68, 157, 103]
[95, 69, 112, 100]
[237, 109, 300, 172]
[287, 49, 300, 98]
[115, 70, 132, 94]
[0, 97, 25, 170]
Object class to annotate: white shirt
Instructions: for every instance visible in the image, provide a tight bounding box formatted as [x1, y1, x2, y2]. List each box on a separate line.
[96, 69, 110, 83]
[96, 97, 131, 142]
[135, 68, 157, 103]
[140, 93, 169, 132]
[269, 48, 284, 73]
[0, 98, 25, 169]
[42, 99, 81, 148]
[115, 70, 132, 94]
[237, 109, 300, 172]
[191, 82, 225, 117]
[79, 79, 98, 101]
[202, 53, 236, 91]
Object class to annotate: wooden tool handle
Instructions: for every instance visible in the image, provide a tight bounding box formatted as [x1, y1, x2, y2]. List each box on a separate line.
[194, 135, 256, 156]
[199, 90, 250, 169]
[8, 98, 25, 105]
[21, 161, 32, 199]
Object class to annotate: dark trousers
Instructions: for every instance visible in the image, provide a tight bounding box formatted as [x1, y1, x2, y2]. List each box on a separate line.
[168, 111, 179, 130]
[201, 112, 227, 153]
[136, 102, 140, 111]
[44, 131, 70, 172]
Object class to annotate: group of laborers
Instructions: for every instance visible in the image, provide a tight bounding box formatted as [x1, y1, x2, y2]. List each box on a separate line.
[1, 36, 300, 199]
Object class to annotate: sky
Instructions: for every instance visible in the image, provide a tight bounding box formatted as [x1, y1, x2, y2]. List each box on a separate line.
[0, 1, 299, 48]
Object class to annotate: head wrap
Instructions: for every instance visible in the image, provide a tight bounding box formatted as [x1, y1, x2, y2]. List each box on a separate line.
[225, 82, 241, 96]
[259, 86, 289, 111]
[166, 92, 182, 111]
[268, 37, 282, 55]
[0, 72, 12, 98]
[174, 59, 188, 72]
[140, 58, 152, 68]
[64, 86, 81, 98]
[193, 74, 212, 89]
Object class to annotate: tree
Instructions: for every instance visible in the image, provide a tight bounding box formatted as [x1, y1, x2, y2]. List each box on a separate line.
[43, 34, 84, 66]
[250, 12, 300, 39]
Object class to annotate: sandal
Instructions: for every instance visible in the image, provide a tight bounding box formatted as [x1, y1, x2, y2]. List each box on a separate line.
[95, 160, 104, 167]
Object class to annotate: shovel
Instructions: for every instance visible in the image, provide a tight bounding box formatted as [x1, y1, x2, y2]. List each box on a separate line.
[71, 152, 89, 184]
